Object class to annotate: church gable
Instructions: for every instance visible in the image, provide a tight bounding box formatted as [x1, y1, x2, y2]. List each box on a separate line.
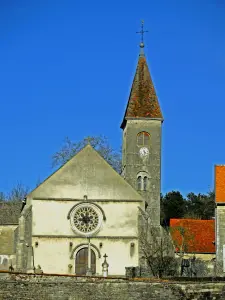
[29, 145, 143, 201]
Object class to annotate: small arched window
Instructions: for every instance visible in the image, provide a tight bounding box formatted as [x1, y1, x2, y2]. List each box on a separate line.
[137, 176, 142, 191]
[137, 131, 150, 146]
[143, 176, 148, 191]
[137, 171, 149, 192]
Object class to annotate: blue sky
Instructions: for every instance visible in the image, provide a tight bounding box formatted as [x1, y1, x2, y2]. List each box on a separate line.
[0, 0, 224, 196]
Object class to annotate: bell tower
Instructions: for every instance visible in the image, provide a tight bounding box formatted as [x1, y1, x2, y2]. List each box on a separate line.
[121, 25, 163, 226]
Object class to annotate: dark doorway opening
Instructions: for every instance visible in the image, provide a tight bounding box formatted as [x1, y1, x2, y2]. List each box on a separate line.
[75, 248, 96, 275]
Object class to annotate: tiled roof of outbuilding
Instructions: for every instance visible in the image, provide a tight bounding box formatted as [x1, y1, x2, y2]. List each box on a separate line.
[170, 218, 215, 254]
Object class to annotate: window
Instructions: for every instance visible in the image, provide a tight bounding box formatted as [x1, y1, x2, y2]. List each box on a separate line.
[69, 203, 103, 236]
[143, 176, 148, 191]
[137, 172, 149, 192]
[137, 131, 150, 146]
[137, 176, 142, 190]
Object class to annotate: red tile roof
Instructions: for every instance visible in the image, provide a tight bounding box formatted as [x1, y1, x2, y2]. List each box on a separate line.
[215, 165, 225, 203]
[121, 54, 163, 129]
[170, 219, 215, 254]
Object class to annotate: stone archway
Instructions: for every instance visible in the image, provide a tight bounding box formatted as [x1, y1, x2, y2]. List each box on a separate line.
[75, 248, 96, 275]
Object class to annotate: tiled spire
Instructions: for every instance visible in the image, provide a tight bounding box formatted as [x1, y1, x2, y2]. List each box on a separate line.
[121, 41, 163, 129]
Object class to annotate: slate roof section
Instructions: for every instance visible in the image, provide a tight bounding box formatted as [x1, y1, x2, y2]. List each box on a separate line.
[0, 201, 21, 225]
[170, 218, 215, 254]
[215, 165, 225, 203]
[121, 53, 163, 129]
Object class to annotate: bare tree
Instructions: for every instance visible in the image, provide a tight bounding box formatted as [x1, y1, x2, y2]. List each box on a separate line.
[170, 225, 195, 257]
[0, 192, 6, 203]
[52, 135, 122, 173]
[138, 208, 177, 278]
[6, 183, 29, 202]
[170, 223, 209, 277]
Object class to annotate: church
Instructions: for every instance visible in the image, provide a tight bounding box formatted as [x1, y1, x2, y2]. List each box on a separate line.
[0, 35, 164, 276]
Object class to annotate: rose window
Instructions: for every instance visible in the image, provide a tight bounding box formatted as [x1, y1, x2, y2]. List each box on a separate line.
[74, 206, 99, 233]
[69, 203, 103, 236]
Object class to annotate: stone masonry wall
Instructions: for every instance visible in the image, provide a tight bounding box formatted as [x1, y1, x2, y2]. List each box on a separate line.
[122, 120, 162, 227]
[216, 206, 225, 263]
[1, 273, 225, 300]
[16, 205, 32, 271]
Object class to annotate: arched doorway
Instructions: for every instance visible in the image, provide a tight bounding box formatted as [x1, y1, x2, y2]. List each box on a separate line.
[75, 248, 96, 275]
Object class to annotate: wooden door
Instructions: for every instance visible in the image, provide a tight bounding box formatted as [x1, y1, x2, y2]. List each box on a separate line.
[75, 248, 96, 275]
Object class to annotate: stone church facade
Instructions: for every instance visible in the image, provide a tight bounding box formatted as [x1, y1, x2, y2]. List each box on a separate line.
[1, 42, 164, 276]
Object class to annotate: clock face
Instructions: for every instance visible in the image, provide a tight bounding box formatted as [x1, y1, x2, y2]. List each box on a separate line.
[139, 147, 149, 157]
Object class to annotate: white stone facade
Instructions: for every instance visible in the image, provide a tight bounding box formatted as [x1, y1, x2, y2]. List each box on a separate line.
[16, 145, 144, 275]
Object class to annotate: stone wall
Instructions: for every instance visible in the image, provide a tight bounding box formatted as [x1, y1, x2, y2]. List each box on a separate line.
[16, 205, 32, 271]
[0, 225, 18, 271]
[0, 225, 18, 255]
[122, 119, 162, 227]
[1, 272, 225, 300]
[216, 205, 225, 263]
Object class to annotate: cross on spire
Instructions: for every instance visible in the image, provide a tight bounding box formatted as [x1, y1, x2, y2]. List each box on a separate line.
[103, 253, 108, 259]
[136, 20, 148, 48]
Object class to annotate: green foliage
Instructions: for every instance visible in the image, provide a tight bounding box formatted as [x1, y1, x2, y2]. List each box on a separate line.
[161, 190, 215, 225]
[185, 191, 215, 219]
[161, 191, 186, 225]
[52, 135, 122, 173]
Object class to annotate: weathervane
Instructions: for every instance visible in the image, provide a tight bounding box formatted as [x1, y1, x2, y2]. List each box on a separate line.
[136, 20, 148, 48]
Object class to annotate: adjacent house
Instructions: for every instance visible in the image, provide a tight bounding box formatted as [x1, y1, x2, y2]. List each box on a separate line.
[0, 201, 21, 270]
[170, 218, 215, 261]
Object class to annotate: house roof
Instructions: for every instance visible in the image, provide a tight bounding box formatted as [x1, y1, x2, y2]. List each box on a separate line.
[121, 50, 163, 129]
[0, 201, 21, 225]
[170, 218, 215, 254]
[215, 165, 225, 203]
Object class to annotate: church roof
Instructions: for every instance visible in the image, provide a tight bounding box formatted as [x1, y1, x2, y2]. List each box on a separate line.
[170, 218, 215, 254]
[0, 201, 21, 225]
[121, 50, 163, 129]
[30, 144, 143, 201]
